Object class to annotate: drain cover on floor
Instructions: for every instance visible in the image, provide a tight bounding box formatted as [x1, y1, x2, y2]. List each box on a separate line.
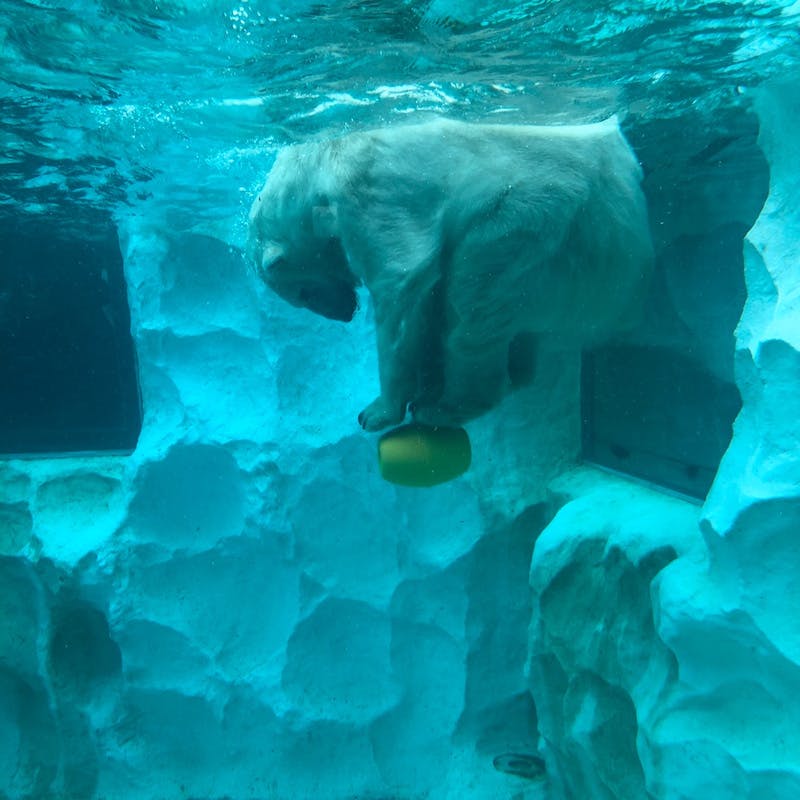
[492, 753, 546, 780]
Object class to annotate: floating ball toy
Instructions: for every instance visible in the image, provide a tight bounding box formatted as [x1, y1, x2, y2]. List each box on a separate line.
[377, 423, 471, 487]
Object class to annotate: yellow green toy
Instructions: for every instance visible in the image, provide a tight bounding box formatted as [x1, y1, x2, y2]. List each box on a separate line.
[377, 423, 472, 487]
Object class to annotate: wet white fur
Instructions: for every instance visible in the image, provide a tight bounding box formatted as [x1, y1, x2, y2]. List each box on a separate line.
[249, 117, 653, 431]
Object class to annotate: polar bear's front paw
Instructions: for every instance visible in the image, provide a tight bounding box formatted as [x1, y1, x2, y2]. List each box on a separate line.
[358, 397, 406, 432]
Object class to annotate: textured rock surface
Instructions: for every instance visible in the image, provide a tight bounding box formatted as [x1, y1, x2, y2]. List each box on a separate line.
[1, 80, 798, 800]
[528, 468, 701, 800]
[0, 218, 562, 798]
[654, 79, 800, 798]
[527, 80, 800, 799]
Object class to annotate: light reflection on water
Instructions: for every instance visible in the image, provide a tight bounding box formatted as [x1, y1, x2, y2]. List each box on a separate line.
[0, 0, 798, 233]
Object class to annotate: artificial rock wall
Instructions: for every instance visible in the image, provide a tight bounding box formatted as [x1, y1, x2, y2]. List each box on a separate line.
[528, 80, 800, 799]
[1, 81, 798, 800]
[1, 204, 568, 797]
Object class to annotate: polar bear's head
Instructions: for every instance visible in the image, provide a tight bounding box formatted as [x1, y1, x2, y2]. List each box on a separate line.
[250, 233, 359, 323]
[248, 151, 360, 323]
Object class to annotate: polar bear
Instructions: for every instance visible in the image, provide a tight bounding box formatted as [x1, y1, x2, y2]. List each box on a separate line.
[248, 117, 653, 431]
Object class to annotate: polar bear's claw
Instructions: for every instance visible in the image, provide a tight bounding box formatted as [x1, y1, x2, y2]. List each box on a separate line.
[358, 397, 406, 432]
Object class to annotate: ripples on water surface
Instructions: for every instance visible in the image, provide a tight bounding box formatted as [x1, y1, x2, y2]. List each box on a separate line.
[0, 0, 798, 238]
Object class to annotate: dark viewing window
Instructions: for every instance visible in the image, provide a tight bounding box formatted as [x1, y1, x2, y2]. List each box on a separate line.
[0, 214, 142, 457]
[580, 113, 765, 501]
[581, 345, 741, 500]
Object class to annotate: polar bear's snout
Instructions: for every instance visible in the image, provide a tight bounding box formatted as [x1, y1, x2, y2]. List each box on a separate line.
[297, 278, 359, 322]
[257, 248, 359, 323]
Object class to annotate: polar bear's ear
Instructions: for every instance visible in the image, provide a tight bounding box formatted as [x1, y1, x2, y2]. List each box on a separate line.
[312, 197, 339, 238]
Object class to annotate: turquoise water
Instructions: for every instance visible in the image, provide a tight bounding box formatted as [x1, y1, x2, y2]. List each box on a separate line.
[1, 1, 797, 235]
[2, 3, 800, 800]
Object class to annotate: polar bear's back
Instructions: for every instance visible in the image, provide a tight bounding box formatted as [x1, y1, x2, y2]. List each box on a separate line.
[280, 118, 643, 231]
[318, 118, 643, 235]
[323, 116, 640, 189]
[369, 118, 647, 341]
[340, 118, 650, 335]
